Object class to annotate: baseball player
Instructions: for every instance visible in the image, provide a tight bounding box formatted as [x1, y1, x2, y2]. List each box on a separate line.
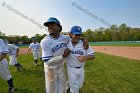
[27, 37, 42, 66]
[41, 17, 70, 93]
[7, 43, 23, 71]
[66, 26, 95, 93]
[0, 39, 15, 93]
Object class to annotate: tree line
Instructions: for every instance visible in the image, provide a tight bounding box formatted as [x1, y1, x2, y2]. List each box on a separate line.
[0, 23, 140, 44]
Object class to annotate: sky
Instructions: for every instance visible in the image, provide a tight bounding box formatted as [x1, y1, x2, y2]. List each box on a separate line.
[0, 0, 140, 37]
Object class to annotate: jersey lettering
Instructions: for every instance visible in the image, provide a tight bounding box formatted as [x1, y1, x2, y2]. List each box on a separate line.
[71, 50, 84, 55]
[52, 43, 67, 53]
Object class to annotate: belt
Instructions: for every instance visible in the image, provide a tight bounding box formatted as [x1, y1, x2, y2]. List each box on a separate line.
[10, 54, 15, 55]
[70, 66, 81, 69]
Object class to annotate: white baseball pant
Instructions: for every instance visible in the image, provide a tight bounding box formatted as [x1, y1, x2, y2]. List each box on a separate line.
[33, 51, 41, 60]
[9, 54, 18, 66]
[0, 59, 12, 80]
[67, 66, 84, 93]
[44, 65, 67, 93]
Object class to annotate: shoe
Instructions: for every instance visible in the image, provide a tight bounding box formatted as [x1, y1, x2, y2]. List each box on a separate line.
[67, 87, 70, 93]
[20, 65, 23, 68]
[8, 86, 15, 93]
[66, 81, 70, 93]
[17, 67, 20, 72]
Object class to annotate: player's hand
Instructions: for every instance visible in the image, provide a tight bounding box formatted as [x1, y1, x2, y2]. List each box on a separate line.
[62, 48, 70, 58]
[68, 32, 72, 38]
[77, 55, 86, 62]
[83, 39, 89, 50]
[0, 54, 6, 61]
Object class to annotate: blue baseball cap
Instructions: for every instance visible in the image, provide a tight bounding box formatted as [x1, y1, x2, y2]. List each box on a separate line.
[31, 36, 36, 40]
[70, 26, 82, 35]
[44, 17, 61, 27]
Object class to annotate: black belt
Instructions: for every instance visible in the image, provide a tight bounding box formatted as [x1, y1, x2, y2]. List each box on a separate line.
[10, 54, 15, 55]
[70, 66, 81, 69]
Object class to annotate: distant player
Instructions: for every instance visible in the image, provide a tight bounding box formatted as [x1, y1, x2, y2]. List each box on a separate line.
[27, 37, 42, 66]
[7, 43, 23, 71]
[66, 26, 95, 93]
[0, 39, 15, 93]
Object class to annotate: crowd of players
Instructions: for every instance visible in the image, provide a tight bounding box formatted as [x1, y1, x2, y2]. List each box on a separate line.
[0, 17, 95, 93]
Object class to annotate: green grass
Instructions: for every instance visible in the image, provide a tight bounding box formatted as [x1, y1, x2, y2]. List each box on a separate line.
[18, 46, 28, 48]
[0, 54, 45, 93]
[82, 53, 140, 93]
[89, 41, 140, 46]
[90, 43, 140, 46]
[0, 53, 140, 93]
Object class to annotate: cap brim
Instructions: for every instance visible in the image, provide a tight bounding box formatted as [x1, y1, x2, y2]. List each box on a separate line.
[44, 22, 49, 27]
[44, 22, 61, 27]
[73, 32, 82, 35]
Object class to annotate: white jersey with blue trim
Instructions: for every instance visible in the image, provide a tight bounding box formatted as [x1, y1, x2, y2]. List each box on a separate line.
[41, 34, 70, 68]
[67, 39, 94, 67]
[7, 44, 19, 55]
[29, 42, 40, 52]
[0, 39, 9, 55]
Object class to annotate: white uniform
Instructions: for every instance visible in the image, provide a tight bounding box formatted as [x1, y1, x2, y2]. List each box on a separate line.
[29, 42, 41, 60]
[7, 44, 19, 66]
[0, 39, 12, 80]
[41, 34, 70, 93]
[66, 39, 94, 93]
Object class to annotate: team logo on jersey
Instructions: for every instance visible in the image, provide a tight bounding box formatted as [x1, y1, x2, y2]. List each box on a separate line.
[71, 50, 84, 55]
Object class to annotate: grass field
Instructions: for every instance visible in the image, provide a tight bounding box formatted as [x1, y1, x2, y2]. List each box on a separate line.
[0, 53, 140, 93]
[90, 42, 140, 46]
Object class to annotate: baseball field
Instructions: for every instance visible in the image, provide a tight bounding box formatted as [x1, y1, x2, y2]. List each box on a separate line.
[0, 46, 140, 93]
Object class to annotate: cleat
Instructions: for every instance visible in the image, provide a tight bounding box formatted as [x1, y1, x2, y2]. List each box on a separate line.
[67, 87, 70, 93]
[66, 81, 70, 93]
[20, 65, 23, 68]
[8, 86, 15, 93]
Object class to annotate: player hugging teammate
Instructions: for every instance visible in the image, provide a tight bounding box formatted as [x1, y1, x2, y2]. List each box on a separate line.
[41, 17, 94, 93]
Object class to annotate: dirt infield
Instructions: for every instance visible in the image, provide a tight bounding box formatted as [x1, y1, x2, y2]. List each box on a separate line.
[19, 48, 31, 54]
[92, 46, 140, 60]
[19, 47, 140, 60]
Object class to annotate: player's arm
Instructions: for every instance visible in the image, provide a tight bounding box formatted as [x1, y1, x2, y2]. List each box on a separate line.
[46, 48, 70, 66]
[16, 48, 19, 56]
[0, 53, 6, 61]
[27, 43, 32, 55]
[26, 48, 31, 55]
[77, 55, 94, 62]
[78, 46, 95, 62]
[80, 38, 89, 50]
